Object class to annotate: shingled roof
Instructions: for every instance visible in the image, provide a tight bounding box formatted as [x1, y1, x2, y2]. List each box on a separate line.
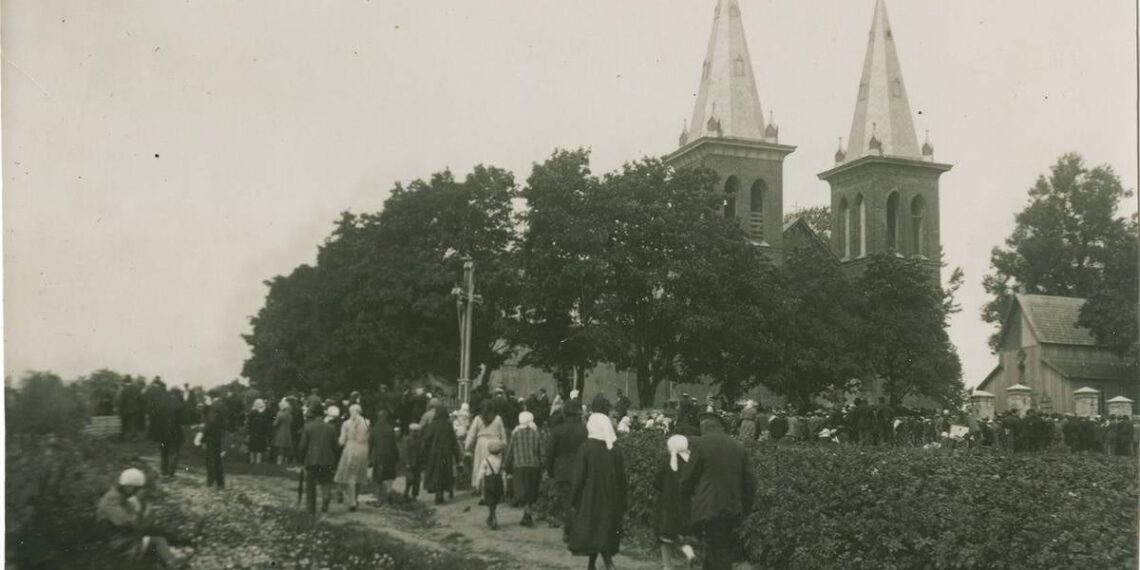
[1042, 359, 1135, 382]
[1016, 294, 1097, 346]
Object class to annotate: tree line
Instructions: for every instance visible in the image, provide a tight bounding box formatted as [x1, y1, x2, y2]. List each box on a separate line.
[242, 148, 970, 408]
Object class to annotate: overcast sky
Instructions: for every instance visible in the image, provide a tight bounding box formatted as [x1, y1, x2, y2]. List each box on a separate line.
[4, 0, 1136, 390]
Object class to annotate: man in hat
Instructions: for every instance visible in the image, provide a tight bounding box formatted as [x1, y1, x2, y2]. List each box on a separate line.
[298, 405, 340, 513]
[682, 413, 755, 570]
[545, 399, 588, 541]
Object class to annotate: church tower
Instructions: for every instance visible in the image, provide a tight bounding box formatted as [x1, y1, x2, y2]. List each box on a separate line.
[818, 0, 951, 281]
[666, 0, 795, 259]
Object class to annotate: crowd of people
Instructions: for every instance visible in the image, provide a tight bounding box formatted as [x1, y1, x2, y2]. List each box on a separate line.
[104, 378, 1137, 569]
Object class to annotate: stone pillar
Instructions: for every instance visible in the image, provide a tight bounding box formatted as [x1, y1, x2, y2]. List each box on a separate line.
[970, 390, 996, 420]
[1073, 387, 1101, 417]
[1006, 384, 1032, 416]
[1107, 396, 1134, 418]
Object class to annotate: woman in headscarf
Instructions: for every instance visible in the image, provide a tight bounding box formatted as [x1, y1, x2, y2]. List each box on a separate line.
[654, 435, 695, 569]
[464, 401, 508, 493]
[246, 399, 272, 464]
[369, 410, 399, 508]
[96, 468, 184, 567]
[420, 402, 462, 505]
[737, 400, 759, 442]
[567, 413, 627, 570]
[617, 416, 632, 434]
[452, 402, 472, 440]
[272, 400, 294, 465]
[504, 411, 543, 527]
[333, 404, 371, 511]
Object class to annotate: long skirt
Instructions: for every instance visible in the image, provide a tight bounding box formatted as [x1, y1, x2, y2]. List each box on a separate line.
[470, 436, 502, 489]
[334, 442, 369, 485]
[512, 466, 542, 504]
[738, 420, 756, 441]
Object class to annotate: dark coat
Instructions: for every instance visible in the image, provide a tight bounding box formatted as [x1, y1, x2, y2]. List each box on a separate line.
[568, 439, 627, 556]
[298, 419, 339, 467]
[546, 417, 588, 483]
[420, 416, 461, 493]
[369, 420, 400, 482]
[246, 409, 273, 453]
[681, 431, 754, 526]
[153, 395, 191, 445]
[653, 456, 692, 539]
[202, 400, 228, 445]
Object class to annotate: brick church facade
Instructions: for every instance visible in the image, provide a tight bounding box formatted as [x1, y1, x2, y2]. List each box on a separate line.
[492, 0, 953, 405]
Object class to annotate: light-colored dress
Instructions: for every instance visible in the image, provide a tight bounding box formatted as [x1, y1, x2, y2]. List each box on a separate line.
[334, 416, 371, 485]
[464, 415, 507, 488]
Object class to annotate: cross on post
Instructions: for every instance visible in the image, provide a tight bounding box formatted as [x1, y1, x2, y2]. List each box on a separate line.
[452, 256, 483, 404]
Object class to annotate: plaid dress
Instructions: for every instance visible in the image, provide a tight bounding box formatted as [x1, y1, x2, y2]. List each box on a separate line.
[504, 426, 543, 503]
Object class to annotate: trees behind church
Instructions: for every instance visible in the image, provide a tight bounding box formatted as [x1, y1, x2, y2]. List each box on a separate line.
[243, 148, 964, 407]
[982, 153, 1137, 354]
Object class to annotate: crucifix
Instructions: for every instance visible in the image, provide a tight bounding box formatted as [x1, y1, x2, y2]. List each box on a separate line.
[452, 256, 483, 404]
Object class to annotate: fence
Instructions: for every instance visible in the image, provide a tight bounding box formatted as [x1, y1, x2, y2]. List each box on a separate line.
[81, 415, 121, 439]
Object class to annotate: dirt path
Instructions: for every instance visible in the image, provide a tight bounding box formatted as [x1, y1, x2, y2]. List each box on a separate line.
[227, 468, 657, 570]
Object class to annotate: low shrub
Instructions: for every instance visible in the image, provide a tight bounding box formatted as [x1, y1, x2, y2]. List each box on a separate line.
[533, 433, 1139, 569]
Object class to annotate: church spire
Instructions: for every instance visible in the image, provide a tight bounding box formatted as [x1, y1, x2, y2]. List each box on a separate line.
[685, 0, 767, 144]
[843, 0, 920, 160]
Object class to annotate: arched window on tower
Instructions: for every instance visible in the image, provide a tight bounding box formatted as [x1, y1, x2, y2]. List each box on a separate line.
[839, 197, 850, 259]
[911, 195, 927, 257]
[723, 176, 740, 220]
[886, 191, 900, 253]
[749, 179, 767, 242]
[853, 194, 866, 258]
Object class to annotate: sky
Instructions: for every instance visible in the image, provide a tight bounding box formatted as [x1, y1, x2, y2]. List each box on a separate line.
[4, 0, 1137, 390]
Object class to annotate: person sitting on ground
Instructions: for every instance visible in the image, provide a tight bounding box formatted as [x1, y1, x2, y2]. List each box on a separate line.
[481, 440, 506, 530]
[96, 468, 185, 568]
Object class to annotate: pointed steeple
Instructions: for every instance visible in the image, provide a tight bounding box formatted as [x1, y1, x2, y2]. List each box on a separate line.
[685, 0, 766, 144]
[844, 0, 920, 160]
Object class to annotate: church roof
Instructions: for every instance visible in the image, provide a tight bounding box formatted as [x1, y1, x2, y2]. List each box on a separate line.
[1042, 359, 1136, 382]
[685, 0, 768, 143]
[1016, 294, 1098, 346]
[842, 0, 922, 162]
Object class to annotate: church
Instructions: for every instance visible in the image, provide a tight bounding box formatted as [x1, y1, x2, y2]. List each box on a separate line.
[665, 0, 950, 280]
[492, 0, 952, 404]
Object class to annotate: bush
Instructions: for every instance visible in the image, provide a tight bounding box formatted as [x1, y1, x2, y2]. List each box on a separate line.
[7, 371, 89, 436]
[533, 433, 1139, 569]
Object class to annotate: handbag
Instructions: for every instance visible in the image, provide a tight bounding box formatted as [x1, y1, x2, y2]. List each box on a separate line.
[482, 459, 504, 500]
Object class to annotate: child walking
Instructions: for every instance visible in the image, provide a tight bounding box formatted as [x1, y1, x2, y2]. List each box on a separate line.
[481, 440, 506, 529]
[401, 423, 423, 500]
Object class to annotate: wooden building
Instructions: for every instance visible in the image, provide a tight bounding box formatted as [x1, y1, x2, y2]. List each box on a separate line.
[977, 294, 1138, 414]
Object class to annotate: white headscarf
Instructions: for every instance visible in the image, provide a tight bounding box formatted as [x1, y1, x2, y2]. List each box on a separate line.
[515, 411, 536, 433]
[252, 399, 266, 412]
[586, 413, 617, 450]
[667, 435, 690, 472]
[617, 416, 631, 434]
[570, 389, 580, 401]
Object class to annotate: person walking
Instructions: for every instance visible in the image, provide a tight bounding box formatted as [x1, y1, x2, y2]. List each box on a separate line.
[655, 435, 695, 569]
[154, 388, 191, 479]
[465, 402, 508, 493]
[401, 423, 424, 500]
[737, 401, 758, 441]
[567, 413, 627, 570]
[200, 389, 228, 490]
[681, 414, 755, 570]
[421, 403, 462, 505]
[369, 410, 399, 507]
[480, 440, 506, 530]
[334, 404, 371, 511]
[546, 399, 587, 541]
[246, 399, 272, 464]
[272, 400, 295, 465]
[504, 411, 543, 527]
[299, 405, 340, 514]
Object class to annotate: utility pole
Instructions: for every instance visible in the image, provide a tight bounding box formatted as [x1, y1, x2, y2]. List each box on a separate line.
[453, 256, 481, 404]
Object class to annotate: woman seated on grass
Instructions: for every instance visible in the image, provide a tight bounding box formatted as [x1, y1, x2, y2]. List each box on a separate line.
[96, 468, 186, 568]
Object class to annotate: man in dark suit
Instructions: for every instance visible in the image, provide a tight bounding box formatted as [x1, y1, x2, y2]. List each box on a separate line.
[202, 389, 228, 489]
[545, 399, 587, 542]
[298, 405, 340, 514]
[681, 414, 755, 570]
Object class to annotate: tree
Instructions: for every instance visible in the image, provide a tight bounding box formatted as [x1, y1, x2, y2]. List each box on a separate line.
[982, 153, 1134, 349]
[785, 205, 832, 243]
[856, 254, 964, 407]
[243, 166, 519, 396]
[1078, 214, 1139, 357]
[514, 149, 608, 395]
